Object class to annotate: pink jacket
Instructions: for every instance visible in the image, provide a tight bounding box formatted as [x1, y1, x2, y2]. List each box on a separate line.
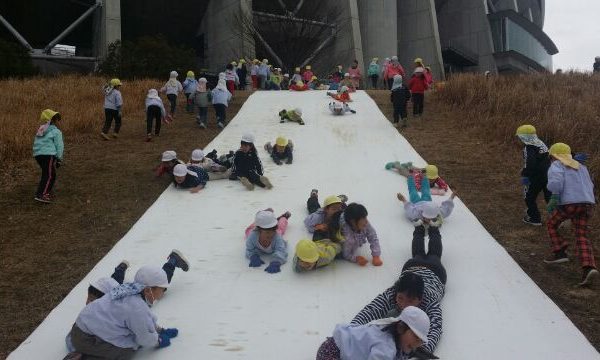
[303, 71, 314, 82]
[384, 64, 405, 80]
[348, 67, 362, 80]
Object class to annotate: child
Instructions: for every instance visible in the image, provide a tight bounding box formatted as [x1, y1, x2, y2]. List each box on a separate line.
[211, 79, 232, 129]
[264, 137, 293, 165]
[308, 76, 320, 90]
[515, 124, 551, 225]
[397, 175, 456, 227]
[305, 192, 347, 240]
[390, 75, 411, 128]
[270, 68, 282, 90]
[327, 75, 339, 91]
[232, 133, 273, 190]
[155, 150, 184, 177]
[384, 56, 405, 90]
[303, 65, 314, 83]
[328, 101, 356, 115]
[187, 149, 231, 180]
[424, 67, 434, 89]
[258, 59, 269, 89]
[278, 108, 305, 125]
[250, 59, 259, 89]
[172, 164, 209, 193]
[367, 57, 380, 89]
[182, 71, 198, 113]
[225, 63, 239, 94]
[408, 68, 428, 117]
[144, 89, 166, 142]
[193, 78, 212, 129]
[348, 59, 362, 90]
[236, 59, 247, 90]
[160, 71, 183, 117]
[293, 238, 342, 272]
[331, 65, 344, 84]
[205, 149, 236, 169]
[339, 73, 355, 92]
[327, 86, 351, 102]
[291, 67, 303, 84]
[385, 163, 448, 195]
[316, 306, 430, 360]
[33, 109, 64, 203]
[101, 78, 123, 140]
[289, 80, 308, 91]
[245, 209, 289, 274]
[329, 203, 382, 266]
[280, 74, 290, 90]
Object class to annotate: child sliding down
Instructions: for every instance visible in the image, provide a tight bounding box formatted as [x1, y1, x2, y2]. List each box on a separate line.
[386, 162, 449, 196]
[293, 238, 342, 272]
[231, 133, 273, 190]
[397, 173, 456, 227]
[329, 101, 356, 115]
[264, 137, 293, 165]
[279, 108, 305, 125]
[245, 209, 290, 274]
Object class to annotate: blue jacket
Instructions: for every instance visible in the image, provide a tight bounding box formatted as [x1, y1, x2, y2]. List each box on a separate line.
[33, 124, 64, 160]
[333, 323, 398, 359]
[245, 230, 288, 264]
[258, 64, 269, 77]
[211, 88, 232, 106]
[182, 78, 198, 94]
[547, 161, 595, 205]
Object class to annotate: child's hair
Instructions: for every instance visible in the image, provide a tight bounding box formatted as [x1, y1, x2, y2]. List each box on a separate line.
[87, 285, 105, 299]
[394, 273, 424, 300]
[383, 320, 410, 339]
[226, 63, 233, 70]
[327, 210, 344, 240]
[344, 203, 368, 225]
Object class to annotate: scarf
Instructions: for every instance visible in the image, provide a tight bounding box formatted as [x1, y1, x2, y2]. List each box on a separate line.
[110, 282, 146, 300]
[36, 122, 50, 137]
[517, 134, 548, 152]
[391, 75, 403, 90]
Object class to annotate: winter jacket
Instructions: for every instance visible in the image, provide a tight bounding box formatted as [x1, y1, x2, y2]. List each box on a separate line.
[182, 78, 198, 94]
[33, 124, 64, 160]
[193, 91, 212, 108]
[368, 63, 380, 76]
[293, 239, 342, 272]
[161, 80, 183, 96]
[390, 86, 411, 106]
[280, 78, 290, 90]
[340, 79, 355, 91]
[547, 161, 595, 205]
[350, 267, 445, 354]
[348, 67, 362, 80]
[521, 144, 550, 181]
[333, 323, 397, 359]
[155, 159, 184, 177]
[250, 64, 258, 76]
[384, 63, 405, 81]
[413, 172, 448, 192]
[332, 92, 351, 102]
[281, 110, 303, 123]
[258, 64, 269, 77]
[304, 208, 326, 233]
[271, 143, 293, 163]
[145, 97, 166, 117]
[340, 213, 381, 262]
[173, 165, 209, 189]
[104, 88, 123, 111]
[408, 74, 428, 94]
[424, 71, 434, 87]
[291, 73, 303, 84]
[233, 149, 263, 177]
[75, 289, 159, 350]
[211, 88, 232, 106]
[594, 61, 600, 73]
[302, 70, 314, 82]
[237, 65, 248, 82]
[245, 229, 288, 264]
[332, 71, 343, 83]
[404, 199, 454, 222]
[270, 74, 282, 87]
[225, 69, 239, 84]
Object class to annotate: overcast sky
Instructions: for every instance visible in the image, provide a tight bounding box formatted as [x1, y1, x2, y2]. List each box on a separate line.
[544, 0, 600, 72]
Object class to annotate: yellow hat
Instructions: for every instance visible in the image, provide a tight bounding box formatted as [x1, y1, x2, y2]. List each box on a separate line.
[306, 65, 311, 70]
[40, 109, 59, 122]
[549, 143, 580, 169]
[295, 67, 301, 72]
[311, 75, 317, 80]
[110, 78, 122, 87]
[516, 124, 536, 135]
[425, 165, 439, 180]
[276, 136, 288, 147]
[373, 57, 379, 61]
[231, 61, 237, 66]
[296, 239, 319, 263]
[414, 57, 423, 64]
[253, 59, 259, 64]
[296, 80, 304, 87]
[324, 195, 342, 207]
[239, 59, 246, 64]
[186, 70, 195, 78]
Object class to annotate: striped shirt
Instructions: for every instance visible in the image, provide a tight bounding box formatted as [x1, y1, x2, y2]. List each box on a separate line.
[350, 267, 445, 354]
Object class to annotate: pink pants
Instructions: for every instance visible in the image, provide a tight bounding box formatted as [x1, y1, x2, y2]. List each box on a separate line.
[245, 217, 288, 238]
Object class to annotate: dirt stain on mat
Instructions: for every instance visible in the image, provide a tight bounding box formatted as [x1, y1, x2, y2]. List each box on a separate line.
[225, 345, 244, 351]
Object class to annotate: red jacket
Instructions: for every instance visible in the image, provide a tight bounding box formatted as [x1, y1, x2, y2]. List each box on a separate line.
[302, 71, 314, 82]
[408, 74, 428, 94]
[333, 92, 351, 102]
[384, 64, 405, 80]
[413, 171, 448, 191]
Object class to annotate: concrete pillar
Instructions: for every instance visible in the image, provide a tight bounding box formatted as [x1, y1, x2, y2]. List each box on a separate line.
[357, 0, 397, 74]
[96, 0, 121, 59]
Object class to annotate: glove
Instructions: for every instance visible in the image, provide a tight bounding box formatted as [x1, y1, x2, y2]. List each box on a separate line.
[264, 261, 281, 274]
[521, 177, 530, 186]
[249, 254, 265, 267]
[355, 256, 368, 266]
[547, 194, 559, 214]
[384, 162, 396, 170]
[286, 158, 292, 164]
[160, 328, 179, 338]
[574, 153, 588, 164]
[372, 256, 383, 266]
[158, 332, 171, 348]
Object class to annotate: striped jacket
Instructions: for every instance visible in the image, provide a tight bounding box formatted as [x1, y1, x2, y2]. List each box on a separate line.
[350, 267, 445, 353]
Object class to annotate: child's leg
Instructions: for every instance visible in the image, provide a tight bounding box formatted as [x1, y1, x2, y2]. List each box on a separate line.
[247, 170, 265, 187]
[245, 223, 256, 238]
[146, 110, 153, 135]
[411, 225, 427, 258]
[407, 176, 422, 203]
[307, 194, 320, 214]
[154, 110, 161, 135]
[163, 261, 175, 283]
[102, 109, 113, 134]
[35, 155, 51, 198]
[572, 205, 596, 269]
[276, 216, 288, 236]
[199, 107, 208, 123]
[427, 226, 443, 258]
[110, 264, 127, 284]
[420, 175, 432, 202]
[393, 105, 400, 123]
[114, 112, 122, 134]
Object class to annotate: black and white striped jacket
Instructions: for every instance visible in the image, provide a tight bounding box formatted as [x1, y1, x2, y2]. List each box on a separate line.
[350, 267, 445, 353]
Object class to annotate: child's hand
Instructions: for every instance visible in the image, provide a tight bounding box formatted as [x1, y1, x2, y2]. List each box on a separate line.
[397, 193, 407, 202]
[372, 256, 383, 266]
[355, 256, 368, 266]
[190, 186, 203, 193]
[314, 223, 328, 232]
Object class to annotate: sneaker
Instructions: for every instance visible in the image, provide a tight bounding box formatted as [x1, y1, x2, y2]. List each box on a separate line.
[310, 189, 318, 198]
[543, 250, 569, 264]
[217, 122, 224, 129]
[260, 176, 273, 189]
[206, 149, 218, 160]
[100, 132, 110, 140]
[278, 211, 291, 220]
[578, 267, 599, 287]
[115, 260, 130, 272]
[199, 121, 207, 129]
[523, 215, 542, 226]
[299, 120, 305, 125]
[195, 116, 201, 124]
[168, 249, 190, 272]
[239, 177, 254, 190]
[34, 194, 52, 203]
[337, 194, 348, 203]
[112, 133, 119, 139]
[264, 143, 273, 153]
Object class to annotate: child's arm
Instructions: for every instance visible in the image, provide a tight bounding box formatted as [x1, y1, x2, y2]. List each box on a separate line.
[440, 198, 455, 218]
[189, 184, 204, 193]
[365, 223, 381, 258]
[421, 301, 443, 354]
[349, 287, 396, 326]
[272, 235, 288, 264]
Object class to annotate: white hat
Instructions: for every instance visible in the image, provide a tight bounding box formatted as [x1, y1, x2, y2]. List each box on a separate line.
[344, 73, 350, 77]
[173, 164, 189, 177]
[191, 149, 205, 161]
[284, 74, 289, 77]
[162, 150, 177, 162]
[421, 202, 441, 219]
[399, 306, 430, 343]
[90, 277, 119, 294]
[134, 265, 170, 288]
[198, 77, 207, 83]
[170, 70, 178, 78]
[241, 133, 255, 143]
[255, 210, 278, 229]
[147, 89, 160, 99]
[294, 108, 302, 116]
[333, 101, 343, 109]
[392, 55, 398, 61]
[414, 67, 425, 74]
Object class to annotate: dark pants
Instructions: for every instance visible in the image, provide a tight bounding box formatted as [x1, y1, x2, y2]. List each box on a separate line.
[167, 94, 177, 115]
[198, 107, 208, 124]
[412, 93, 424, 115]
[102, 109, 121, 134]
[146, 105, 162, 135]
[35, 155, 57, 198]
[185, 93, 193, 113]
[524, 177, 551, 223]
[402, 225, 447, 284]
[307, 195, 321, 214]
[69, 325, 135, 360]
[214, 103, 226, 124]
[244, 170, 265, 187]
[258, 75, 267, 89]
[387, 78, 394, 90]
[369, 75, 378, 89]
[393, 103, 408, 124]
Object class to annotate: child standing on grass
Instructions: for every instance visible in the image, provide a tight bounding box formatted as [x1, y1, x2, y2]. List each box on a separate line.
[187, 149, 231, 180]
[161, 71, 183, 117]
[264, 136, 293, 165]
[390, 75, 411, 128]
[303, 65, 314, 83]
[144, 89, 166, 142]
[33, 109, 64, 203]
[291, 67, 303, 84]
[211, 79, 232, 129]
[225, 63, 239, 94]
[182, 71, 198, 113]
[250, 59, 259, 89]
[101, 78, 123, 140]
[232, 133, 272, 190]
[193, 78, 212, 129]
[348, 59, 362, 90]
[408, 69, 428, 117]
[367, 57, 380, 89]
[245, 209, 290, 274]
[237, 59, 248, 90]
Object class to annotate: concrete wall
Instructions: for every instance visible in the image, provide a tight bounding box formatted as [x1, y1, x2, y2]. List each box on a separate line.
[200, 0, 254, 72]
[96, 0, 121, 59]
[357, 0, 397, 79]
[397, 0, 445, 80]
